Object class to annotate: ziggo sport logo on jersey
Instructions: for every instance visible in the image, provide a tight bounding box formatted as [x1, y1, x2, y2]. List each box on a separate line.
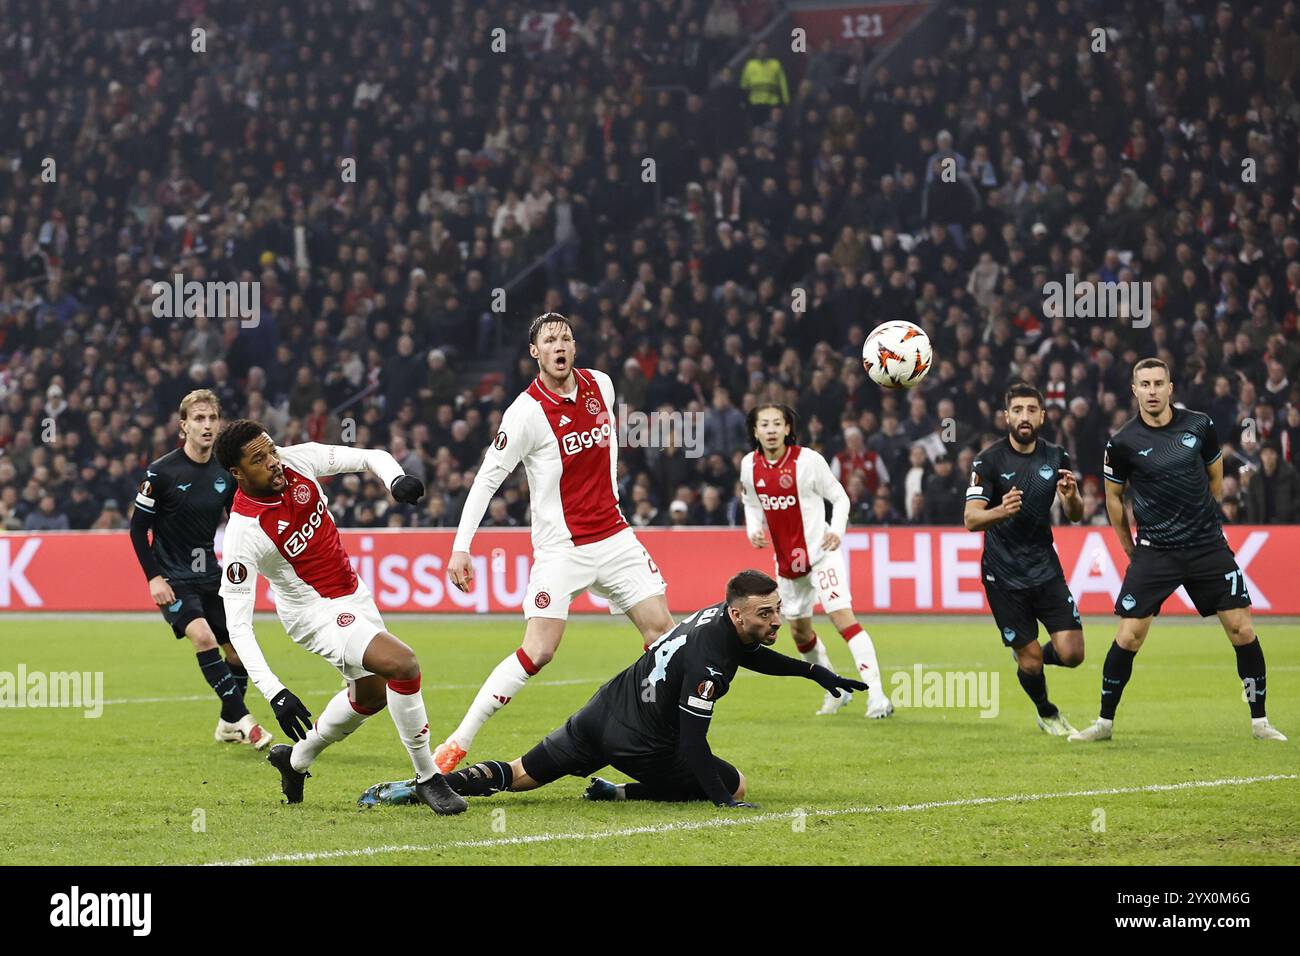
[758, 493, 798, 510]
[562, 422, 613, 456]
[285, 500, 328, 557]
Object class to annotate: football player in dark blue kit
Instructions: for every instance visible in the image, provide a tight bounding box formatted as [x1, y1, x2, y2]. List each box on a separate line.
[966, 384, 1084, 735]
[129, 390, 273, 749]
[361, 570, 866, 808]
[1070, 359, 1286, 742]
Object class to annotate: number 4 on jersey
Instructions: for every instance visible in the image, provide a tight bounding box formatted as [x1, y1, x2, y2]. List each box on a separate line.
[641, 636, 686, 703]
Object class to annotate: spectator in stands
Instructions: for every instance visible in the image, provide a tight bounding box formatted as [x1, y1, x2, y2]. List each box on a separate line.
[23, 494, 68, 531]
[921, 454, 964, 524]
[739, 41, 789, 123]
[2, 0, 1298, 542]
[1245, 441, 1300, 523]
[831, 425, 889, 496]
[864, 491, 904, 526]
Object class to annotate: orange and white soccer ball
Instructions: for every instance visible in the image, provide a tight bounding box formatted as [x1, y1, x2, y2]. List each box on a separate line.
[862, 320, 932, 389]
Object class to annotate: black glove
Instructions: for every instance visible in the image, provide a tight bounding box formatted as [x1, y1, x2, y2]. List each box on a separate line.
[390, 475, 425, 504]
[809, 664, 869, 699]
[270, 689, 313, 742]
[722, 800, 761, 809]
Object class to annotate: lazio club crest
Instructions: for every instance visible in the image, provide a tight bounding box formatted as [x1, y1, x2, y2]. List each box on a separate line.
[1038, 464, 1054, 480]
[214, 475, 228, 495]
[1180, 432, 1197, 448]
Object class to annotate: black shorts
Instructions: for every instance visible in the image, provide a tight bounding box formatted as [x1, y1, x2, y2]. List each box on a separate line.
[985, 575, 1081, 648]
[524, 696, 741, 802]
[159, 580, 229, 641]
[1116, 541, 1252, 619]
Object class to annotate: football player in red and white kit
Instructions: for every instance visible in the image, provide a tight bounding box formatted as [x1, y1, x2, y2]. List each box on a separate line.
[214, 420, 467, 814]
[740, 403, 893, 718]
[438, 313, 674, 774]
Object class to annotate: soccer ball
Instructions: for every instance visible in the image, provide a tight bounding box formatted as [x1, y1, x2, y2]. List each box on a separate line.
[862, 320, 933, 390]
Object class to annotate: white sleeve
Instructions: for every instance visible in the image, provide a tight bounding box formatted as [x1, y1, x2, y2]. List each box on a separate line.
[452, 398, 535, 553]
[874, 452, 890, 488]
[278, 442, 405, 487]
[739, 454, 766, 537]
[590, 367, 617, 408]
[816, 452, 851, 537]
[218, 520, 286, 702]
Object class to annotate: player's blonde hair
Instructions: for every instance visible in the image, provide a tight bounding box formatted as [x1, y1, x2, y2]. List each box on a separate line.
[179, 389, 221, 420]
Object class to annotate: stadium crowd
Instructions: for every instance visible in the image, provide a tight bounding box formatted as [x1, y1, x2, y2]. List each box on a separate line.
[3, 0, 1300, 537]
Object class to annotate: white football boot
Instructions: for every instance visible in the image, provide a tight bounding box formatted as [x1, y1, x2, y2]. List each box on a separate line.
[815, 689, 853, 715]
[1037, 712, 1077, 736]
[1067, 717, 1113, 742]
[865, 692, 895, 719]
[1251, 718, 1288, 741]
[235, 713, 274, 749]
[214, 718, 244, 743]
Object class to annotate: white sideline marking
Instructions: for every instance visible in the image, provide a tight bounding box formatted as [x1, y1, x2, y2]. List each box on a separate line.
[102, 666, 1300, 703]
[205, 772, 1298, 866]
[102, 677, 602, 706]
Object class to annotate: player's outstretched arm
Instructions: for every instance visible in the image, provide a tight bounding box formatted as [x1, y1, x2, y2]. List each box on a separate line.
[280, 442, 406, 486]
[740, 645, 869, 697]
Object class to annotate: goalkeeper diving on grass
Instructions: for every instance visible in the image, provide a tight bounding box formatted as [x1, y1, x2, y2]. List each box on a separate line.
[360, 569, 867, 808]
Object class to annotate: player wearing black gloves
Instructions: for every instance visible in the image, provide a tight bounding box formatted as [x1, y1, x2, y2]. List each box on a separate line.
[213, 424, 463, 814]
[361, 569, 866, 809]
[389, 474, 425, 504]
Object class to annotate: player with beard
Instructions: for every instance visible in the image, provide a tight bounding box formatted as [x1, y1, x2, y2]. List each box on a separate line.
[965, 384, 1085, 735]
[1070, 359, 1286, 742]
[360, 570, 867, 808]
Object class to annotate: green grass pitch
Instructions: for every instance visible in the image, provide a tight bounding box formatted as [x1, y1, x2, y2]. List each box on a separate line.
[2, 613, 1297, 865]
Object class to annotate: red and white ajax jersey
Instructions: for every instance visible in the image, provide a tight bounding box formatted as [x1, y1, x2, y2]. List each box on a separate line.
[219, 442, 403, 620]
[740, 444, 850, 579]
[454, 367, 628, 553]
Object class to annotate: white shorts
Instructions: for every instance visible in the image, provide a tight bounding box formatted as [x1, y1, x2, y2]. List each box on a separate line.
[777, 549, 853, 620]
[525, 527, 667, 620]
[281, 579, 386, 682]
